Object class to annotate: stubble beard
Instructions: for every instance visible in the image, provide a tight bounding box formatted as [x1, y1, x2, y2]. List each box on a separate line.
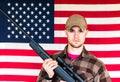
[69, 42, 83, 48]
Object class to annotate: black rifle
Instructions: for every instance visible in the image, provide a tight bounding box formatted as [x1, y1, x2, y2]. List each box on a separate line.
[0, 8, 84, 82]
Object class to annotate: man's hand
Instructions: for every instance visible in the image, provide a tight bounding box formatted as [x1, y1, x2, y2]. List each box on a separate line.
[42, 58, 58, 78]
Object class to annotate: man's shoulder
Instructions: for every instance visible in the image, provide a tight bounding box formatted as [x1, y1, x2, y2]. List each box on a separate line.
[87, 53, 105, 66]
[51, 50, 64, 59]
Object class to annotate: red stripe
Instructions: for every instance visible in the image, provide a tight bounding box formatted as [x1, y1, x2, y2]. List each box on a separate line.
[54, 37, 120, 44]
[0, 75, 119, 82]
[112, 78, 120, 82]
[90, 51, 120, 57]
[0, 75, 120, 82]
[55, 24, 120, 31]
[85, 38, 120, 44]
[88, 24, 120, 31]
[1, 62, 120, 71]
[55, 0, 120, 4]
[106, 64, 120, 71]
[55, 11, 120, 18]
[0, 49, 54, 56]
[0, 75, 37, 82]
[0, 62, 42, 69]
[0, 49, 37, 56]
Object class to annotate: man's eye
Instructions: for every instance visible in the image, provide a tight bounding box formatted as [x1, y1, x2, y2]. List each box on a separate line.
[79, 29, 83, 32]
[69, 29, 74, 32]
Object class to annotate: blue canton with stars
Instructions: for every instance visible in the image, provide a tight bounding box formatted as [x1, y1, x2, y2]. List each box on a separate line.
[0, 0, 54, 43]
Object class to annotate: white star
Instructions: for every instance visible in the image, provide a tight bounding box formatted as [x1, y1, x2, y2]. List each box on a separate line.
[15, 27, 18, 30]
[7, 27, 11, 30]
[34, 15, 38, 19]
[27, 31, 30, 34]
[31, 19, 34, 23]
[42, 7, 46, 11]
[42, 23, 46, 27]
[11, 23, 14, 26]
[15, 3, 18, 6]
[23, 27, 26, 30]
[34, 31, 38, 35]
[11, 15, 15, 18]
[15, 35, 19, 38]
[34, 23, 38, 27]
[42, 15, 46, 19]
[31, 35, 34, 38]
[31, 27, 34, 31]
[15, 19, 18, 22]
[7, 3, 11, 6]
[46, 36, 50, 39]
[46, 19, 50, 23]
[47, 3, 50, 7]
[46, 11, 50, 15]
[11, 7, 15, 10]
[19, 31, 22, 34]
[46, 27, 50, 31]
[23, 3, 26, 6]
[7, 19, 10, 22]
[35, 7, 38, 11]
[19, 7, 22, 10]
[23, 35, 26, 38]
[39, 3, 42, 6]
[27, 7, 30, 11]
[31, 3, 34, 7]
[7, 35, 11, 38]
[31, 11, 34, 15]
[19, 23, 22, 26]
[42, 31, 46, 35]
[23, 11, 26, 14]
[38, 19, 42, 23]
[23, 19, 26, 22]
[11, 31, 15, 34]
[15, 11, 18, 14]
[39, 35, 42, 39]
[39, 11, 42, 15]
[39, 27, 42, 31]
[19, 15, 22, 18]
[8, 11, 11, 14]
[27, 15, 30, 19]
[27, 23, 30, 27]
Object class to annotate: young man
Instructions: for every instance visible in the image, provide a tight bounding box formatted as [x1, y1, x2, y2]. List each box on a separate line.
[37, 14, 112, 82]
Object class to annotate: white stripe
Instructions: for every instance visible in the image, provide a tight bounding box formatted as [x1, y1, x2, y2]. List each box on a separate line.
[0, 68, 39, 76]
[99, 58, 120, 64]
[0, 43, 120, 51]
[55, 4, 120, 11]
[55, 30, 120, 38]
[55, 17, 120, 24]
[0, 68, 119, 78]
[0, 56, 120, 64]
[86, 44, 120, 51]
[0, 56, 43, 63]
[109, 71, 120, 78]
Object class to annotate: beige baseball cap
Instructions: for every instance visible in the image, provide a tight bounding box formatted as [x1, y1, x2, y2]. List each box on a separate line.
[65, 14, 87, 31]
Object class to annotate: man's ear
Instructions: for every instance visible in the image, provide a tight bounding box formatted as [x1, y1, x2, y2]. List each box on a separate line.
[85, 29, 88, 36]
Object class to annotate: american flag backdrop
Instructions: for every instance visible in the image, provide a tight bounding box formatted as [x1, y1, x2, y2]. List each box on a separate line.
[0, 0, 120, 82]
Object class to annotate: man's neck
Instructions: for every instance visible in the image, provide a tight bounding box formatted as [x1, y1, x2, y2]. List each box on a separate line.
[67, 44, 83, 55]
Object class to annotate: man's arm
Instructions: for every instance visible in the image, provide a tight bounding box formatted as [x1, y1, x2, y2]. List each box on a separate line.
[94, 66, 112, 82]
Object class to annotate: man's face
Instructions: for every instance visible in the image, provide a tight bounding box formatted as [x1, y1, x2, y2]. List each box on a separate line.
[65, 26, 88, 48]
